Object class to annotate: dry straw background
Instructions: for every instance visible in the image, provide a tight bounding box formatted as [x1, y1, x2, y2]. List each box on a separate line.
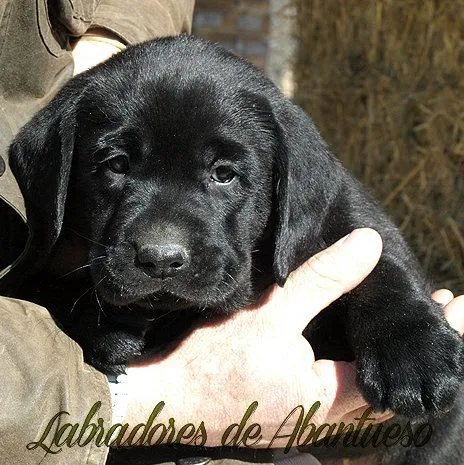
[293, 0, 464, 292]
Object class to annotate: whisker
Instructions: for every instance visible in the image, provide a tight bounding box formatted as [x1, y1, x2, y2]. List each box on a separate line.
[95, 290, 103, 326]
[70, 286, 95, 314]
[251, 264, 263, 274]
[94, 289, 110, 325]
[57, 256, 105, 279]
[66, 227, 109, 248]
[69, 276, 106, 314]
[145, 306, 179, 323]
[225, 271, 238, 286]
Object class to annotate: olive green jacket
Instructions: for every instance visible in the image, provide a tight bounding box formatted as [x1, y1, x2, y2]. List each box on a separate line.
[0, 2, 264, 465]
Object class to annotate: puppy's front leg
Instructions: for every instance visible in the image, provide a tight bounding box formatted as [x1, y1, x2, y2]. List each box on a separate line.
[348, 255, 464, 417]
[64, 308, 146, 375]
[82, 324, 146, 375]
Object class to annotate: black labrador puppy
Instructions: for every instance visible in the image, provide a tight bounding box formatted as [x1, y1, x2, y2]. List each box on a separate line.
[4, 36, 464, 463]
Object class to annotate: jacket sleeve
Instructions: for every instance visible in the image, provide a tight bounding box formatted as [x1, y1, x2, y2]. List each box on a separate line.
[52, 0, 195, 44]
[91, 0, 195, 44]
[0, 297, 112, 465]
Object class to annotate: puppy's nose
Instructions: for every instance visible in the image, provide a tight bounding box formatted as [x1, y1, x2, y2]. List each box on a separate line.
[136, 243, 189, 278]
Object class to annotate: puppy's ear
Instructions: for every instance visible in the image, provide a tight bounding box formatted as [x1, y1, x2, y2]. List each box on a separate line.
[271, 99, 343, 286]
[9, 90, 78, 255]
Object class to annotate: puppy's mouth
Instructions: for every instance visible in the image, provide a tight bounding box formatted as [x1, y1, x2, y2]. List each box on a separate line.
[125, 291, 194, 311]
[92, 265, 247, 313]
[94, 277, 195, 308]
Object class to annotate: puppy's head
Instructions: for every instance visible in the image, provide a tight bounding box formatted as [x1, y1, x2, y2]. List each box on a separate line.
[9, 36, 342, 316]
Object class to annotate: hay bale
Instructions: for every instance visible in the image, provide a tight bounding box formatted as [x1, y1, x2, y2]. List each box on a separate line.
[294, 0, 464, 291]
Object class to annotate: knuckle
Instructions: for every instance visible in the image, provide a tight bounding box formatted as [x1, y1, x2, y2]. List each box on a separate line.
[307, 252, 345, 292]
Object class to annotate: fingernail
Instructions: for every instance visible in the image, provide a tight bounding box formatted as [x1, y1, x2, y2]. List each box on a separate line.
[338, 233, 351, 244]
[340, 228, 383, 257]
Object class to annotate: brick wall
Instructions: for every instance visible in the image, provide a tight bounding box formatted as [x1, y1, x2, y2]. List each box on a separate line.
[193, 0, 270, 70]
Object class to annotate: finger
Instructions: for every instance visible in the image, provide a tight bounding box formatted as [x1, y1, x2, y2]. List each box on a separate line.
[432, 289, 454, 306]
[443, 295, 464, 336]
[282, 228, 383, 331]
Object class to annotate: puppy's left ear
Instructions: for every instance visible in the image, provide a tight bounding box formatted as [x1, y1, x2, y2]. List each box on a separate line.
[9, 89, 78, 256]
[270, 98, 344, 286]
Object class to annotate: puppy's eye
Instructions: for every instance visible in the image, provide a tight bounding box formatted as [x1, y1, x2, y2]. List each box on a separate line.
[211, 165, 236, 184]
[106, 155, 130, 174]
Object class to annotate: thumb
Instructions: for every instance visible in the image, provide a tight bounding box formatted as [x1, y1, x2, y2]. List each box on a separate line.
[272, 228, 383, 332]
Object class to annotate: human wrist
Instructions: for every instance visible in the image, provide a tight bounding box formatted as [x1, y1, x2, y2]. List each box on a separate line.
[72, 28, 126, 75]
[107, 373, 132, 426]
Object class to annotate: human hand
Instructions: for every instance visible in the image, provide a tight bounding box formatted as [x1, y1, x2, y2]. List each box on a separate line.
[118, 228, 464, 448]
[72, 28, 125, 75]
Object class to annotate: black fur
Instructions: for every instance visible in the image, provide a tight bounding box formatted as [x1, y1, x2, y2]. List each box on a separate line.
[4, 36, 464, 464]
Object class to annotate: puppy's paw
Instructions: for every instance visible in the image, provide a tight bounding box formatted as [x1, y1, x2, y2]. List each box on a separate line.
[356, 308, 464, 418]
[87, 330, 146, 375]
